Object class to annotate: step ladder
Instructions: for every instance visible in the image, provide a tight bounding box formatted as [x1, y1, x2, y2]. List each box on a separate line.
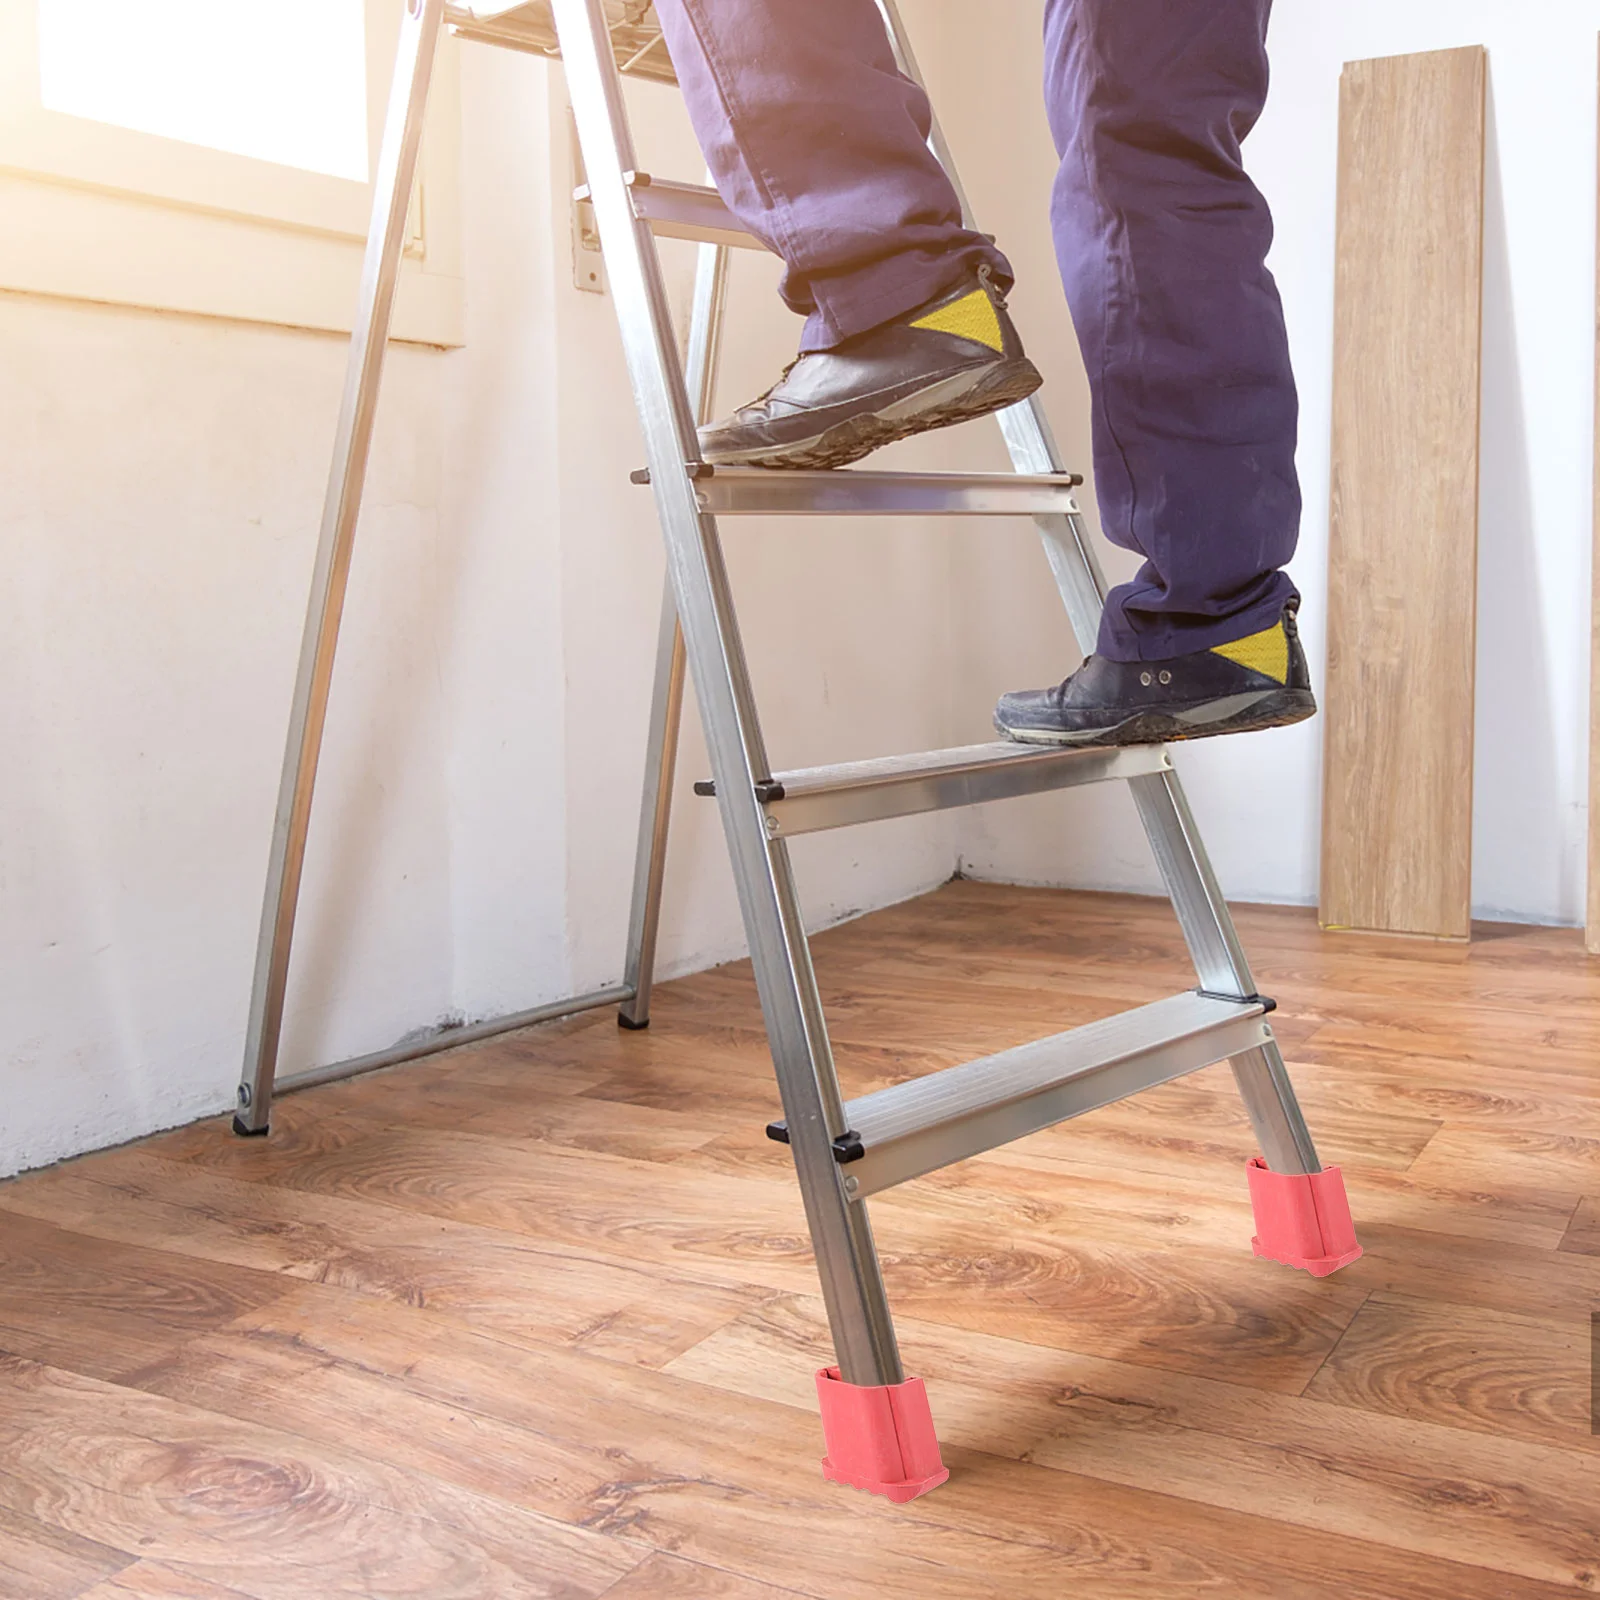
[233, 0, 1362, 1503]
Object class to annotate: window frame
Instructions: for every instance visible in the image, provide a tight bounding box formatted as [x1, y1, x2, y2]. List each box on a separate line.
[0, 0, 463, 346]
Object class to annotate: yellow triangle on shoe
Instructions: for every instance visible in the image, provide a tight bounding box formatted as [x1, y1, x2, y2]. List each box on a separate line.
[910, 288, 1005, 352]
[1211, 622, 1289, 684]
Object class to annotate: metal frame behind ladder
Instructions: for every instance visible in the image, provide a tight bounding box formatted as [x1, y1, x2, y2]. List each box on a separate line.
[235, 0, 1342, 1426]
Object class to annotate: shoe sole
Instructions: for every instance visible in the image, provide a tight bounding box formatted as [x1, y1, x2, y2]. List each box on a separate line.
[995, 687, 1318, 749]
[703, 357, 1044, 471]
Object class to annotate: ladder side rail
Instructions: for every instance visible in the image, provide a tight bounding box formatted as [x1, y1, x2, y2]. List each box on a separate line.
[618, 237, 728, 1028]
[235, 0, 449, 1134]
[553, 0, 904, 1387]
[617, 584, 687, 1027]
[1130, 769, 1320, 1174]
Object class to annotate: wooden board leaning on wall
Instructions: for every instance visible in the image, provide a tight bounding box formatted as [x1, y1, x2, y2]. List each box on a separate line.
[1321, 45, 1486, 940]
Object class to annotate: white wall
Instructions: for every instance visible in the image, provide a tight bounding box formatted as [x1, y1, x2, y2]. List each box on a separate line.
[931, 1, 1598, 928]
[0, 41, 955, 1179]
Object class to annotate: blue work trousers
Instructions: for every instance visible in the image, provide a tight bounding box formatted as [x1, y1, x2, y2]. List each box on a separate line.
[651, 0, 1300, 661]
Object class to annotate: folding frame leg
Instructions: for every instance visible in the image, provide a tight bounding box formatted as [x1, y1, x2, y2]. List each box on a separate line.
[553, 0, 946, 1498]
[618, 237, 728, 1028]
[618, 584, 686, 1029]
[233, 0, 447, 1136]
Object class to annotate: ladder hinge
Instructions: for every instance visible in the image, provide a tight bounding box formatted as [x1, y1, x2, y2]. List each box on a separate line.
[765, 1121, 865, 1164]
[1196, 988, 1277, 1015]
[694, 778, 786, 803]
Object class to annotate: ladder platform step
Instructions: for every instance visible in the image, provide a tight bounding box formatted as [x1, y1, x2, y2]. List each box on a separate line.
[632, 463, 1086, 515]
[445, 2, 678, 84]
[769, 991, 1275, 1198]
[695, 739, 1171, 836]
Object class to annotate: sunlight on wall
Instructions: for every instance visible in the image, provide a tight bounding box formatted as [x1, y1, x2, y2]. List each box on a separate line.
[37, 0, 370, 180]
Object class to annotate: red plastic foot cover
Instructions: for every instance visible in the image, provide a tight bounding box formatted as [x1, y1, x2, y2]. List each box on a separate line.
[1247, 1157, 1363, 1277]
[815, 1366, 950, 1502]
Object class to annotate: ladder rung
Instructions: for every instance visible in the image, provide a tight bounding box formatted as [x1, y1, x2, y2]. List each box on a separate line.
[695, 740, 1171, 836]
[623, 177, 769, 252]
[445, 3, 679, 84]
[634, 464, 1085, 516]
[771, 992, 1274, 1199]
[574, 176, 766, 252]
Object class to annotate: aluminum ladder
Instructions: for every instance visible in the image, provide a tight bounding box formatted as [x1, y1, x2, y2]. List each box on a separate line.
[233, 0, 1361, 1502]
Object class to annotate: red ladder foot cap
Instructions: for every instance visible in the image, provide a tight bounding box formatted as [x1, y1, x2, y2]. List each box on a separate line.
[815, 1367, 949, 1502]
[1247, 1157, 1363, 1277]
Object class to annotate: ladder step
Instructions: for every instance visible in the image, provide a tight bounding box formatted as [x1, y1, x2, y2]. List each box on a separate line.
[617, 176, 769, 252]
[770, 992, 1274, 1199]
[445, 2, 678, 84]
[633, 464, 1085, 515]
[695, 739, 1171, 836]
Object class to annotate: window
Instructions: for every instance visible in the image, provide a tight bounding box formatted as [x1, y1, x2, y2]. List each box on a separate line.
[38, 0, 371, 181]
[0, 0, 463, 345]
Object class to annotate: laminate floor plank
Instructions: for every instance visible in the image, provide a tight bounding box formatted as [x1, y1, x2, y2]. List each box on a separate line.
[128, 1286, 1579, 1600]
[1, 884, 1596, 1598]
[73, 1564, 259, 1600]
[0, 1151, 769, 1367]
[1303, 1290, 1600, 1453]
[596, 1552, 810, 1599]
[665, 1293, 1600, 1591]
[0, 1501, 132, 1600]
[1404, 1127, 1600, 1212]
[142, 1124, 1363, 1391]
[0, 1355, 643, 1600]
[1561, 1195, 1600, 1255]
[0, 1211, 291, 1382]
[875, 1138, 1570, 1255]
[1286, 1061, 1600, 1142]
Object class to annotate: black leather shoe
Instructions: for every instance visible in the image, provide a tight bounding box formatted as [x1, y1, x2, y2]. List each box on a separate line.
[994, 602, 1317, 747]
[699, 268, 1042, 470]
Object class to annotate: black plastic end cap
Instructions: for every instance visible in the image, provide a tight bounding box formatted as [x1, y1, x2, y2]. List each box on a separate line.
[764, 1121, 864, 1164]
[693, 780, 716, 797]
[232, 1115, 270, 1139]
[630, 468, 651, 485]
[832, 1130, 866, 1164]
[617, 1011, 650, 1031]
[1198, 987, 1277, 1015]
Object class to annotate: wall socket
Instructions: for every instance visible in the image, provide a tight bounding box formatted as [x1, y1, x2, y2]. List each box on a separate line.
[569, 108, 606, 295]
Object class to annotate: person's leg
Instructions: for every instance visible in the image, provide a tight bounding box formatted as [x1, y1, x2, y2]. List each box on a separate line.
[652, 0, 1002, 350]
[994, 0, 1311, 747]
[650, 0, 1043, 470]
[1046, 0, 1300, 662]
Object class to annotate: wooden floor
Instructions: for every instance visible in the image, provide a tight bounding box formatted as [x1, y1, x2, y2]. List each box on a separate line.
[2, 883, 1599, 1599]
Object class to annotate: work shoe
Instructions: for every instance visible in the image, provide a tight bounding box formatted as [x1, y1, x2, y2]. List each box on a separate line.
[699, 267, 1042, 470]
[993, 602, 1317, 747]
